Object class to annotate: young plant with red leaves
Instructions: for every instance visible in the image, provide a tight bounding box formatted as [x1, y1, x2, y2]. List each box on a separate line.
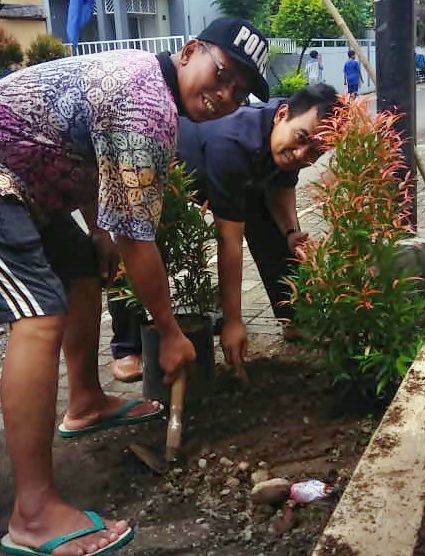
[285, 97, 425, 397]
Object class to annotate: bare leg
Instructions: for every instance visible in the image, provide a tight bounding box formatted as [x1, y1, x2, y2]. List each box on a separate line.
[61, 278, 160, 431]
[2, 315, 128, 555]
[62, 278, 103, 410]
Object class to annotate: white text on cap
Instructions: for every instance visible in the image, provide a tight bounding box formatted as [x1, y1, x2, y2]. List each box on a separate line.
[233, 26, 269, 74]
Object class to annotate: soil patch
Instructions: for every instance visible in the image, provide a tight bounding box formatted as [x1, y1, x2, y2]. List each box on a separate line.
[316, 535, 360, 555]
[0, 337, 383, 555]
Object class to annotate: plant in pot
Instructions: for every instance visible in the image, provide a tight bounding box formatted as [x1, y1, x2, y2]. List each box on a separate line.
[284, 96, 425, 401]
[111, 163, 218, 403]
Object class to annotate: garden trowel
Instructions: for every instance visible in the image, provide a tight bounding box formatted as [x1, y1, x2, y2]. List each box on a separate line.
[129, 367, 188, 473]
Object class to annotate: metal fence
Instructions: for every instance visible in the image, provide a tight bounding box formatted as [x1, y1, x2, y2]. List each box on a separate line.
[66, 36, 375, 83]
[268, 38, 297, 54]
[268, 37, 374, 53]
[67, 35, 185, 56]
[308, 38, 375, 48]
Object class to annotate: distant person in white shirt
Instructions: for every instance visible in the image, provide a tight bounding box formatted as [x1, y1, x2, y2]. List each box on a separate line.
[305, 50, 323, 85]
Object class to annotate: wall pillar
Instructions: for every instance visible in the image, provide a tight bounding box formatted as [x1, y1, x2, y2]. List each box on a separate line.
[95, 0, 108, 40]
[113, 0, 130, 39]
[43, 0, 52, 33]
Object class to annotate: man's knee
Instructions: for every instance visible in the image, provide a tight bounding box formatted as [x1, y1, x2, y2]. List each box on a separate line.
[10, 314, 66, 345]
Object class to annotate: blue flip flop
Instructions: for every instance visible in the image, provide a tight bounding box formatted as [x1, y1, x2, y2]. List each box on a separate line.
[0, 511, 134, 555]
[57, 399, 164, 439]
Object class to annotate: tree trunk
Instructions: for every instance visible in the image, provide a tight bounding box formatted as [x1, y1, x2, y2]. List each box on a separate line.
[297, 41, 310, 73]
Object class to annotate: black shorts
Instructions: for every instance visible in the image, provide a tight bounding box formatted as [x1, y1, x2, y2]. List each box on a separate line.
[347, 82, 359, 94]
[0, 195, 99, 323]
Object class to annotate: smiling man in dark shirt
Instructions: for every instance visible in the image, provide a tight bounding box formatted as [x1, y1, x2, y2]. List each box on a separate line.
[177, 84, 338, 373]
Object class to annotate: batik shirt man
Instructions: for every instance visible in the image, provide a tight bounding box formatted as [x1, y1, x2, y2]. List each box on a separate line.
[0, 50, 177, 240]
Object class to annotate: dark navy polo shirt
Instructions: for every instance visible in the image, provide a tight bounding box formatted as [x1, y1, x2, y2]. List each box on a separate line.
[177, 100, 299, 222]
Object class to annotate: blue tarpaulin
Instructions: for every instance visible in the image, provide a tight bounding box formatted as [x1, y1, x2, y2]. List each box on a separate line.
[416, 53, 425, 70]
[67, 0, 95, 47]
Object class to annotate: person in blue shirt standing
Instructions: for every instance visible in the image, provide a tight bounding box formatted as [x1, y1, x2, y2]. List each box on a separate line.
[344, 50, 364, 97]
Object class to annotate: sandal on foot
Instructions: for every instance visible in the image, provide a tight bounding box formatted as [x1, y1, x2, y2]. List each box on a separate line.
[0, 511, 134, 555]
[57, 399, 164, 439]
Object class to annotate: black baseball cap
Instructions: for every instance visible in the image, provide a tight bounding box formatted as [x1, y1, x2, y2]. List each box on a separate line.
[197, 17, 270, 102]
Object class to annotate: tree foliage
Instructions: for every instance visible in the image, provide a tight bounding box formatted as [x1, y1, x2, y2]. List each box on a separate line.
[273, 0, 371, 43]
[272, 0, 371, 69]
[251, 0, 280, 36]
[212, 0, 259, 20]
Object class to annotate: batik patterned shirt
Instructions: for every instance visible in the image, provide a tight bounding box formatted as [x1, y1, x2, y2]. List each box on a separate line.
[0, 50, 178, 240]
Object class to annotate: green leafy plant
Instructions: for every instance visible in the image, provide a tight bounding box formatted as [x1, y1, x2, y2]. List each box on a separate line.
[111, 164, 217, 317]
[271, 70, 307, 97]
[26, 34, 67, 66]
[0, 26, 23, 70]
[284, 97, 425, 397]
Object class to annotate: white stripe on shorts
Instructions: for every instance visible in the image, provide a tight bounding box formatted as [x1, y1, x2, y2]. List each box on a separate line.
[0, 257, 44, 317]
[0, 285, 21, 319]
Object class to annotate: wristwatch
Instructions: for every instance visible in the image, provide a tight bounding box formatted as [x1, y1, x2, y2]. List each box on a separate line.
[285, 226, 300, 238]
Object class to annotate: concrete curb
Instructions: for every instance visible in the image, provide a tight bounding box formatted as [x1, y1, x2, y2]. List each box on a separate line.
[312, 345, 425, 555]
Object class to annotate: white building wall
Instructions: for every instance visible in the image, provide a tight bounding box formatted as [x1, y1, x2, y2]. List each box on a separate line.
[142, 16, 157, 36]
[185, 0, 222, 36]
[156, 0, 171, 36]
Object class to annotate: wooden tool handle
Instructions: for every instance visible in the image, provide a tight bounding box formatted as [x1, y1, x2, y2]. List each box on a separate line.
[169, 371, 186, 415]
[165, 370, 187, 461]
